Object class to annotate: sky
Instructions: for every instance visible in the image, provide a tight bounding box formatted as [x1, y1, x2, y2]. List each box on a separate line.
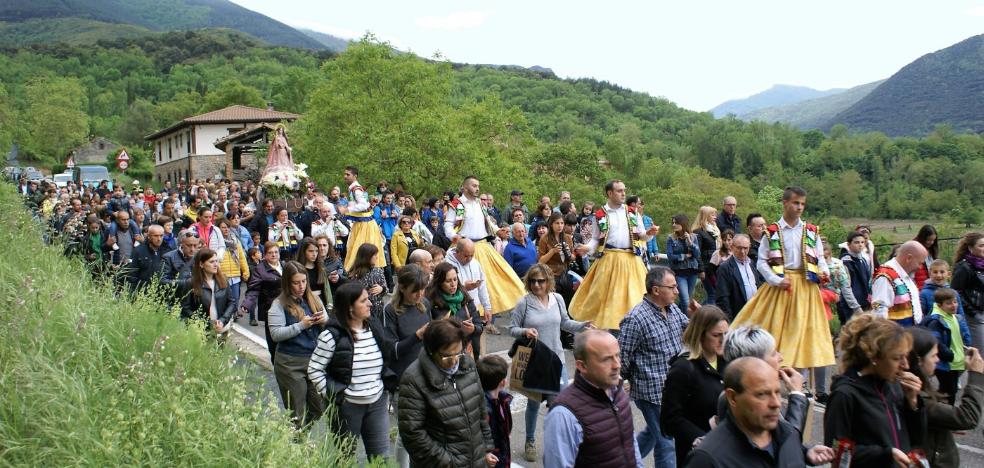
[231, 0, 984, 112]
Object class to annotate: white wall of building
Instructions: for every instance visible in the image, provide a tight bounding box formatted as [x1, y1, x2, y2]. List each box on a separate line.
[153, 123, 249, 166]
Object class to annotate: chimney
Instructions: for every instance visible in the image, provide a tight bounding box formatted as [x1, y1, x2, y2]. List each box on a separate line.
[266, 101, 275, 111]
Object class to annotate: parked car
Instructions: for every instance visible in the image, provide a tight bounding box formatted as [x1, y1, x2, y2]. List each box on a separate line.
[53, 172, 73, 188]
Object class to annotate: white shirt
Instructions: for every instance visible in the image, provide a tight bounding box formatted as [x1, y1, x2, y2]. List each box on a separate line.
[311, 218, 350, 245]
[443, 194, 490, 240]
[735, 256, 759, 301]
[586, 203, 648, 254]
[347, 181, 370, 213]
[871, 258, 922, 323]
[446, 249, 492, 311]
[756, 217, 829, 287]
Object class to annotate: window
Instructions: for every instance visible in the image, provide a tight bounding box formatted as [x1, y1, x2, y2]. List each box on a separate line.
[98, 142, 105, 150]
[168, 137, 172, 160]
[187, 132, 192, 153]
[232, 148, 242, 170]
[157, 142, 162, 162]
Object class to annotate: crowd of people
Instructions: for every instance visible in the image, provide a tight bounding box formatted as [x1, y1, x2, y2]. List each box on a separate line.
[14, 168, 984, 467]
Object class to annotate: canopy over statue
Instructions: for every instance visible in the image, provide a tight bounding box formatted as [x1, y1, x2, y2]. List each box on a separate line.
[264, 125, 294, 175]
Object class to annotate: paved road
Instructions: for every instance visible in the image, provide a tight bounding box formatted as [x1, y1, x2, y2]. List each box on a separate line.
[228, 314, 984, 467]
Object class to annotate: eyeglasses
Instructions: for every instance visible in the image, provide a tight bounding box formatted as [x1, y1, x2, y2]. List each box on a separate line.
[437, 351, 466, 364]
[530, 278, 547, 285]
[400, 220, 412, 225]
[654, 284, 678, 290]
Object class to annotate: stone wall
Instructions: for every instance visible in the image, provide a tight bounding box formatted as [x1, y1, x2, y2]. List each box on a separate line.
[74, 137, 119, 165]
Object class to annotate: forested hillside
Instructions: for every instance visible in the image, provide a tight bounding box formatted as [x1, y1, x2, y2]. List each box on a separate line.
[0, 31, 982, 225]
[0, 0, 328, 49]
[831, 34, 984, 136]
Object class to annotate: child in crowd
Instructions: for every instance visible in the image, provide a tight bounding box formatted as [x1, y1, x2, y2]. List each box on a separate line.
[921, 288, 972, 404]
[919, 259, 966, 316]
[477, 355, 512, 468]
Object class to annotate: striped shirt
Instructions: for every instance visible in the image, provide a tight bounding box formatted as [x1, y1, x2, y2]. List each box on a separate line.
[309, 327, 384, 405]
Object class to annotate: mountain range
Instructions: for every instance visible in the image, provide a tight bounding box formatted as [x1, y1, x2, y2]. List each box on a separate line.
[714, 34, 984, 136]
[709, 84, 846, 118]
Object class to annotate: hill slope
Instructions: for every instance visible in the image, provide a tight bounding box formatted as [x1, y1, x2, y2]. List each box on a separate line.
[298, 29, 349, 51]
[710, 84, 845, 117]
[741, 79, 885, 129]
[0, 0, 328, 49]
[830, 34, 984, 136]
[0, 17, 152, 46]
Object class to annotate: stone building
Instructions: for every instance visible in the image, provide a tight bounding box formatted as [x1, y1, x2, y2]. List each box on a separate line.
[71, 137, 120, 165]
[146, 105, 299, 183]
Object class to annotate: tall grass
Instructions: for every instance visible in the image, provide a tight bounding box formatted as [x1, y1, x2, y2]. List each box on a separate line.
[0, 184, 353, 466]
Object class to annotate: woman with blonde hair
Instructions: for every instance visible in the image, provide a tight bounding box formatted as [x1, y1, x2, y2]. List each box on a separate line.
[268, 260, 328, 429]
[660, 305, 729, 463]
[823, 314, 926, 467]
[692, 206, 721, 304]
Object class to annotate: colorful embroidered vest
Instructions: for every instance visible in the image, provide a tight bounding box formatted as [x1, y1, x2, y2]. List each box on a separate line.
[449, 198, 497, 238]
[765, 222, 821, 283]
[347, 184, 373, 220]
[873, 266, 915, 321]
[594, 206, 643, 256]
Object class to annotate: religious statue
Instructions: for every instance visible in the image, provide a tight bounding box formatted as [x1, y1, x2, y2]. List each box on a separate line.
[264, 125, 294, 175]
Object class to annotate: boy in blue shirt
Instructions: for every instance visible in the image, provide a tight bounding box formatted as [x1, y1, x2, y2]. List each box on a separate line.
[920, 259, 966, 316]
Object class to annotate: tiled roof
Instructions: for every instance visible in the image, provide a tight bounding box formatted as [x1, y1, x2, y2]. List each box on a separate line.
[145, 105, 300, 140]
[213, 123, 278, 151]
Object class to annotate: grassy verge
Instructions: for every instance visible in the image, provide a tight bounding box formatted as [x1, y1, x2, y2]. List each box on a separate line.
[0, 183, 352, 466]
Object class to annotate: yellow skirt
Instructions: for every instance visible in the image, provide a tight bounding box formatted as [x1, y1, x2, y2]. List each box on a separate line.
[569, 250, 647, 330]
[473, 240, 525, 314]
[732, 270, 835, 368]
[344, 220, 387, 271]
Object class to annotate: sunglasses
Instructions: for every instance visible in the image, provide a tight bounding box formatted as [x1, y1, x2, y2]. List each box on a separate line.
[181, 230, 199, 239]
[530, 278, 547, 285]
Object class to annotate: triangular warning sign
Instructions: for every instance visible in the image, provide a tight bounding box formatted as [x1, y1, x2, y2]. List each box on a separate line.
[117, 149, 130, 161]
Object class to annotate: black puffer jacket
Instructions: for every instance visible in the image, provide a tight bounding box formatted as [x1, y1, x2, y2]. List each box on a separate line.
[180, 280, 236, 326]
[823, 370, 926, 467]
[398, 348, 493, 468]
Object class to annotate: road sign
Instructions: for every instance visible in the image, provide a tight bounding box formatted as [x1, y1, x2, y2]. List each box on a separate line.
[65, 155, 75, 169]
[116, 149, 130, 161]
[118, 160, 129, 171]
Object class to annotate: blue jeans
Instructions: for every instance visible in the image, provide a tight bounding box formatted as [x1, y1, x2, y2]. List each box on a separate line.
[701, 276, 716, 305]
[525, 365, 569, 442]
[675, 273, 698, 311]
[227, 280, 241, 313]
[635, 399, 676, 468]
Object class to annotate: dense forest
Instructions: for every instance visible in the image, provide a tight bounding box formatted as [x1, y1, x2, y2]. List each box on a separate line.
[0, 30, 982, 228]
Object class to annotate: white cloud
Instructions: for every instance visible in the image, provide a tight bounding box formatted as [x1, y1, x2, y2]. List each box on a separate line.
[965, 5, 984, 16]
[415, 11, 490, 31]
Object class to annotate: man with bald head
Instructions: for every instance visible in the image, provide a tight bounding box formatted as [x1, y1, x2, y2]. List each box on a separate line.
[446, 238, 493, 325]
[716, 196, 742, 234]
[128, 224, 172, 292]
[544, 329, 643, 468]
[685, 357, 834, 467]
[407, 248, 434, 280]
[872, 240, 929, 326]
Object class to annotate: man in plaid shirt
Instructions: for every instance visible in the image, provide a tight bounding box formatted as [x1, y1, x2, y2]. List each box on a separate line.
[619, 266, 689, 468]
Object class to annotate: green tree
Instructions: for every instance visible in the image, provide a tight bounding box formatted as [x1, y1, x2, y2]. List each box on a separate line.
[202, 79, 265, 111]
[24, 77, 89, 162]
[296, 38, 534, 199]
[117, 99, 158, 147]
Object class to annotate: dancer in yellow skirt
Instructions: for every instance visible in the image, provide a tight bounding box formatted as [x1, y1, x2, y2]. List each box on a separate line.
[341, 165, 385, 271]
[444, 176, 525, 320]
[569, 180, 659, 330]
[733, 186, 836, 373]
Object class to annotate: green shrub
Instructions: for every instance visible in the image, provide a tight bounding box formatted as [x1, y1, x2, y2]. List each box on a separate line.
[0, 183, 352, 466]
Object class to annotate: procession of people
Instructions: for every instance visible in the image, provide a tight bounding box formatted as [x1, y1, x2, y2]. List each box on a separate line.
[15, 147, 984, 468]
